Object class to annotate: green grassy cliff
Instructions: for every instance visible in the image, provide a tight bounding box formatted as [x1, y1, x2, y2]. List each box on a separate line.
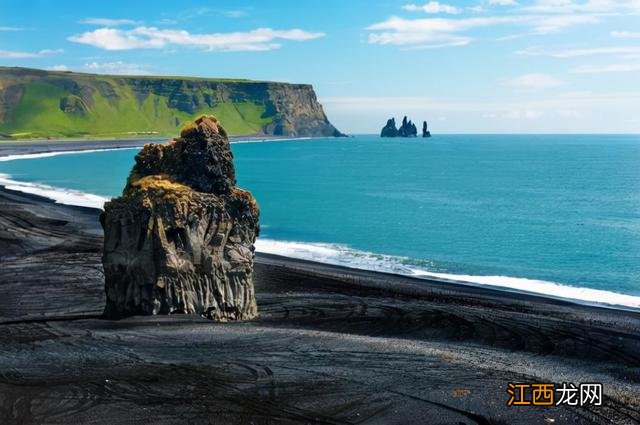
[0, 67, 343, 139]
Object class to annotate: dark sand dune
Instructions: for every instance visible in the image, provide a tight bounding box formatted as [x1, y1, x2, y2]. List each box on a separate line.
[1, 186, 639, 425]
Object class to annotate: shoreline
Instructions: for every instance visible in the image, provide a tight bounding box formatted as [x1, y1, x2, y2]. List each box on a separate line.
[1, 182, 638, 313]
[1, 141, 639, 313]
[1, 185, 639, 424]
[0, 135, 317, 158]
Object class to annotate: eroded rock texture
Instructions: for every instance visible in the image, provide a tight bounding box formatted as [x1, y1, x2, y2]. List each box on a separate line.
[101, 116, 259, 321]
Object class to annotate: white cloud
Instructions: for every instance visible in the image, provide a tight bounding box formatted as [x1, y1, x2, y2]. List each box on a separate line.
[0, 48, 62, 59]
[321, 91, 640, 132]
[402, 2, 462, 14]
[552, 46, 640, 57]
[367, 9, 600, 49]
[68, 26, 325, 51]
[504, 109, 543, 120]
[557, 109, 583, 118]
[496, 33, 524, 41]
[367, 0, 638, 50]
[571, 63, 640, 73]
[489, 0, 518, 5]
[530, 14, 599, 34]
[176, 7, 250, 20]
[522, 0, 640, 14]
[611, 31, 640, 39]
[516, 45, 640, 57]
[366, 15, 521, 48]
[469, 6, 487, 13]
[81, 18, 140, 26]
[515, 46, 545, 55]
[505, 73, 565, 89]
[322, 92, 640, 112]
[84, 61, 150, 75]
[0, 26, 24, 31]
[47, 64, 69, 71]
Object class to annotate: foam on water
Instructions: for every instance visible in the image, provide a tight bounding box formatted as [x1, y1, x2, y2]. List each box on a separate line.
[0, 147, 142, 162]
[1, 138, 639, 311]
[2, 167, 638, 309]
[255, 238, 640, 309]
[0, 137, 313, 162]
[0, 173, 108, 209]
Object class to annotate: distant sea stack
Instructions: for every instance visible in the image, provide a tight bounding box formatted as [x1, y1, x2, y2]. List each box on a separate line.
[380, 116, 427, 138]
[380, 118, 399, 137]
[0, 67, 345, 139]
[101, 115, 259, 321]
[422, 121, 431, 138]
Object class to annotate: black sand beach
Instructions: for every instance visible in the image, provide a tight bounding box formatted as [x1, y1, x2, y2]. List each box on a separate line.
[1, 184, 639, 425]
[0, 135, 302, 158]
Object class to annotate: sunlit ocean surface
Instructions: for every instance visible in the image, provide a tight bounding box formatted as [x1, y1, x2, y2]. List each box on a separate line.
[1, 134, 639, 306]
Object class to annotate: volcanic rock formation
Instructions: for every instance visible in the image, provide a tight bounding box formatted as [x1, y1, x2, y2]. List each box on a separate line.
[422, 121, 431, 138]
[380, 116, 419, 138]
[100, 115, 259, 321]
[397, 116, 418, 137]
[380, 118, 399, 137]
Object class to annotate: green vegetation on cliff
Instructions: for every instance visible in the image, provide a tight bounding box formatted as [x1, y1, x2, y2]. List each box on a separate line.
[0, 67, 342, 139]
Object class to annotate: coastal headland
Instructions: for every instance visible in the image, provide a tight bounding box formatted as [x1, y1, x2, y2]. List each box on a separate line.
[1, 182, 639, 424]
[0, 67, 344, 140]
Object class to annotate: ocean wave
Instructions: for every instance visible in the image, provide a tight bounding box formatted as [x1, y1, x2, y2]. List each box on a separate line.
[255, 238, 640, 310]
[1, 169, 638, 310]
[2, 145, 638, 309]
[0, 173, 108, 209]
[0, 147, 142, 162]
[0, 137, 316, 162]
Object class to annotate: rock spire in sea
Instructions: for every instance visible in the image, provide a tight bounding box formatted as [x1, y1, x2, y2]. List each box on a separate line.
[100, 115, 260, 321]
[422, 121, 431, 138]
[380, 116, 420, 138]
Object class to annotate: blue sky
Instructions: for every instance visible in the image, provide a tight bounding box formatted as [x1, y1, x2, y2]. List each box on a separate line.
[2, 0, 640, 133]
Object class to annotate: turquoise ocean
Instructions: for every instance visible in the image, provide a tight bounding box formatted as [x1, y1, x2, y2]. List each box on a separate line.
[1, 135, 639, 308]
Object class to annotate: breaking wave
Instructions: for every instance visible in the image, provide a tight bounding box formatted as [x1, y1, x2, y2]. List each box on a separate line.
[0, 173, 108, 209]
[2, 148, 639, 311]
[0, 147, 142, 162]
[255, 238, 640, 310]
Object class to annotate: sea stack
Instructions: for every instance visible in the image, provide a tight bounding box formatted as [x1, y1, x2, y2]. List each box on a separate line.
[380, 118, 399, 137]
[381, 116, 418, 138]
[100, 115, 260, 321]
[422, 121, 431, 138]
[397, 116, 418, 137]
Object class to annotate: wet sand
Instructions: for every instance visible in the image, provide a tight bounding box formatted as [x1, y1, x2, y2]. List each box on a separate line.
[0, 186, 639, 424]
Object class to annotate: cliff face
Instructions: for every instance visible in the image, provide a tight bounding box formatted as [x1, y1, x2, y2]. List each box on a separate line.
[100, 115, 259, 320]
[0, 67, 343, 139]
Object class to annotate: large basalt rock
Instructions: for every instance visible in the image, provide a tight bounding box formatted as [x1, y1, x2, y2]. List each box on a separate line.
[100, 115, 259, 321]
[381, 116, 419, 138]
[380, 118, 398, 137]
[397, 116, 417, 137]
[422, 120, 431, 138]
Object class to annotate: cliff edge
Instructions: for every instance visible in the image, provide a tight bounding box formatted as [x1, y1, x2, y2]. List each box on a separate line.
[0, 67, 344, 139]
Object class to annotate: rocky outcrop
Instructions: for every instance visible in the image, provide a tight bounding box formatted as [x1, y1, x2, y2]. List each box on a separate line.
[100, 115, 259, 321]
[0, 67, 344, 139]
[398, 116, 417, 137]
[380, 116, 419, 138]
[380, 118, 399, 137]
[422, 121, 431, 138]
[59, 95, 88, 116]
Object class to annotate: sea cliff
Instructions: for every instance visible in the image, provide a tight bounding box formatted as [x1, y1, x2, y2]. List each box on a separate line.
[0, 67, 343, 139]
